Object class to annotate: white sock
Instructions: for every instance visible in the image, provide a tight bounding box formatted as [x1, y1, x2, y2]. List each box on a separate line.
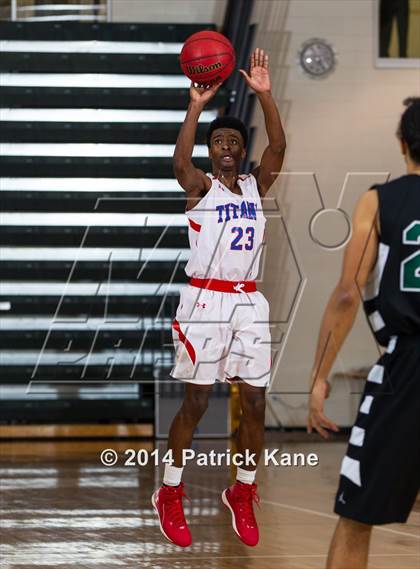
[163, 464, 184, 487]
[236, 466, 256, 485]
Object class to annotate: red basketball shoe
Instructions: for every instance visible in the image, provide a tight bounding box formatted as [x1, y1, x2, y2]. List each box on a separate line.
[151, 483, 192, 547]
[222, 481, 260, 546]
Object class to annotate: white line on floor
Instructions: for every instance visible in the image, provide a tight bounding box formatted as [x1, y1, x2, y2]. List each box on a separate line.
[142, 554, 420, 560]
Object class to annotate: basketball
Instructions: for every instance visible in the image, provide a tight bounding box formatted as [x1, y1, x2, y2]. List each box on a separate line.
[180, 30, 236, 86]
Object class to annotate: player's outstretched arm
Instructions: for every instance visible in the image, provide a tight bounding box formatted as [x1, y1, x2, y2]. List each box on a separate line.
[307, 190, 380, 438]
[240, 48, 286, 197]
[173, 83, 220, 195]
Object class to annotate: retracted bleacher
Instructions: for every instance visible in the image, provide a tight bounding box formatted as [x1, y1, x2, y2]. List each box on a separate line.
[0, 21, 229, 428]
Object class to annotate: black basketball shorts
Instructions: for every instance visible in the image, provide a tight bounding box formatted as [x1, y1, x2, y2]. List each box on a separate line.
[334, 334, 420, 525]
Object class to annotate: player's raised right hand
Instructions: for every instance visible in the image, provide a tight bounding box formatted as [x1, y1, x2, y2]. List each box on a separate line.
[189, 82, 222, 107]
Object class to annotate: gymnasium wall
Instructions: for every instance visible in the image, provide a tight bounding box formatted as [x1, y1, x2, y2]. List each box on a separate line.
[110, 0, 227, 26]
[251, 0, 419, 427]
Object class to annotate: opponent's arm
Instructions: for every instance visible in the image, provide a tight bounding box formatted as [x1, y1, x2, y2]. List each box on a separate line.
[307, 190, 380, 438]
[241, 48, 286, 197]
[173, 83, 220, 195]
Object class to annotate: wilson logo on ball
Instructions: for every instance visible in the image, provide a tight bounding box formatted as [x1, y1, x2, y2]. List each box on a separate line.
[186, 61, 223, 75]
[180, 30, 236, 86]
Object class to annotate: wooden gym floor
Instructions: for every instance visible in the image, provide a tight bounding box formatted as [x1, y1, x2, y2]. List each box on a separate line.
[1, 433, 419, 569]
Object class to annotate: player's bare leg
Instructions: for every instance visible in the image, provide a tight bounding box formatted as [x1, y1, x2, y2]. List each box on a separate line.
[152, 383, 212, 547]
[167, 383, 213, 466]
[236, 381, 266, 467]
[222, 379, 266, 546]
[327, 517, 372, 569]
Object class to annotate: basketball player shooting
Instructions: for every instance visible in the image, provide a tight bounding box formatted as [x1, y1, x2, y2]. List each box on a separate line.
[152, 48, 286, 547]
[307, 97, 420, 569]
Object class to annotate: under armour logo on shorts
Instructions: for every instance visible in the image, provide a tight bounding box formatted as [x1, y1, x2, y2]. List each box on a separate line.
[196, 302, 207, 309]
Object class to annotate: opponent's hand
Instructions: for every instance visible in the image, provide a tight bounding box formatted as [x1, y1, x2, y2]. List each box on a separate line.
[240, 48, 271, 93]
[189, 82, 222, 107]
[307, 379, 339, 439]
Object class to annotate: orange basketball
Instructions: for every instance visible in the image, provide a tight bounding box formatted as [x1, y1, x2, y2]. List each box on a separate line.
[180, 30, 236, 86]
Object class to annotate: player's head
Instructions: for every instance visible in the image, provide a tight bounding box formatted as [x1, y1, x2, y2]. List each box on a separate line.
[206, 116, 248, 172]
[397, 97, 420, 165]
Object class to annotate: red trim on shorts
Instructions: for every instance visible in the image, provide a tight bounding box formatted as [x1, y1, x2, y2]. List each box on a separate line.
[188, 218, 201, 232]
[189, 277, 257, 293]
[172, 319, 196, 365]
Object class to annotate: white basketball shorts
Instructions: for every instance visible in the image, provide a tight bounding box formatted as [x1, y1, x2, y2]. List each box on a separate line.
[170, 282, 271, 387]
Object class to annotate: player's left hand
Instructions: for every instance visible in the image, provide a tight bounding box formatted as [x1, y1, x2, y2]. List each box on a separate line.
[239, 48, 271, 93]
[307, 379, 339, 439]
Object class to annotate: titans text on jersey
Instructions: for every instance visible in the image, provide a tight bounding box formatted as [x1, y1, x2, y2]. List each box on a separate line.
[215, 201, 258, 223]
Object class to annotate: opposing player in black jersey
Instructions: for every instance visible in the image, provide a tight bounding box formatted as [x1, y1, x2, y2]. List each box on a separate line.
[307, 97, 420, 569]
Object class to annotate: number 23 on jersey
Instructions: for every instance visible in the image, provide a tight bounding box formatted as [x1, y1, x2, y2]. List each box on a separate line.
[230, 226, 255, 250]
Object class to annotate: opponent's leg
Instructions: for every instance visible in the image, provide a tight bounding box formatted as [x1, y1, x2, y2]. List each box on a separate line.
[327, 517, 372, 569]
[152, 383, 212, 547]
[222, 380, 266, 547]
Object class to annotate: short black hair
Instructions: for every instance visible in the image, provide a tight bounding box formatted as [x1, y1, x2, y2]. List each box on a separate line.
[206, 116, 248, 148]
[398, 97, 420, 164]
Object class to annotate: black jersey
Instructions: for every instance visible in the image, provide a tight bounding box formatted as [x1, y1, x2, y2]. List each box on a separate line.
[363, 174, 420, 346]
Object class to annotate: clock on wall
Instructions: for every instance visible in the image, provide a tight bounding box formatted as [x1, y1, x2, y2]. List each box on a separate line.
[298, 38, 336, 79]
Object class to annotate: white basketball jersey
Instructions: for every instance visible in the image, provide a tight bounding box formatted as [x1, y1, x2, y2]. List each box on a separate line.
[184, 173, 266, 281]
